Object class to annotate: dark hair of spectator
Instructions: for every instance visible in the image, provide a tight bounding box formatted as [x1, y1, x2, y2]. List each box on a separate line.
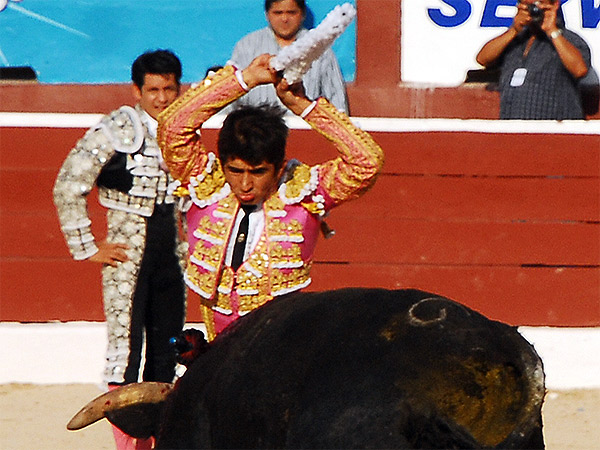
[265, 0, 306, 13]
[131, 49, 182, 89]
[218, 105, 288, 169]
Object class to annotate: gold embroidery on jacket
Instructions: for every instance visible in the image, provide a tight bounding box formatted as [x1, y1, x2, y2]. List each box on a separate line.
[216, 266, 235, 311]
[199, 305, 217, 341]
[186, 264, 217, 298]
[190, 158, 227, 202]
[191, 242, 222, 271]
[189, 195, 237, 303]
[268, 219, 303, 242]
[235, 234, 272, 312]
[193, 215, 229, 245]
[270, 242, 303, 265]
[271, 264, 312, 296]
[279, 163, 314, 202]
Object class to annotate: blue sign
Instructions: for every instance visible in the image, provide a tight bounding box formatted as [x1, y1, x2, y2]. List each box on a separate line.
[0, 0, 356, 83]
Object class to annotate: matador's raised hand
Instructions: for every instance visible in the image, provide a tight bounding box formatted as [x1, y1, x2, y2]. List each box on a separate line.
[275, 76, 312, 116]
[241, 54, 278, 90]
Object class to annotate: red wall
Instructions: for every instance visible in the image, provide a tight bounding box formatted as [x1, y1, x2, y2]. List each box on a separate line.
[1, 125, 598, 326]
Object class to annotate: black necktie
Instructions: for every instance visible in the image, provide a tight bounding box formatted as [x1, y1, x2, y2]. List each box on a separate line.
[231, 205, 255, 271]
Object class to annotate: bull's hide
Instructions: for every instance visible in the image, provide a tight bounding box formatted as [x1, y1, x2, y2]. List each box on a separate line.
[155, 288, 545, 449]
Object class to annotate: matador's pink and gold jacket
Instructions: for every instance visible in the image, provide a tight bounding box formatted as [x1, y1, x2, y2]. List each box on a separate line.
[158, 66, 383, 327]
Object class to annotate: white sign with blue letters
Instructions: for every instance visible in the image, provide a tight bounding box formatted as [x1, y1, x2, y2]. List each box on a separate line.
[402, 0, 599, 86]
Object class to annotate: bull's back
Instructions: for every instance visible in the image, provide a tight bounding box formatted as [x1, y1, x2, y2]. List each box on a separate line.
[157, 288, 545, 449]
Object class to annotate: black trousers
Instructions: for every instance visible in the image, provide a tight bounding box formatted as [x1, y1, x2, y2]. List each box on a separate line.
[123, 204, 185, 384]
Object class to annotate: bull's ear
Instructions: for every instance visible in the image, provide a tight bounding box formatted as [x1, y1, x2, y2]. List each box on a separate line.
[67, 382, 174, 439]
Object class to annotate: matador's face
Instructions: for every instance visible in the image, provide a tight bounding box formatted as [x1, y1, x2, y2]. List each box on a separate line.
[223, 158, 285, 206]
[133, 73, 180, 120]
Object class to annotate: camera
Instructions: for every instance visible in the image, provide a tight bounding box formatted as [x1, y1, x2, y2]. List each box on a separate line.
[527, 2, 544, 24]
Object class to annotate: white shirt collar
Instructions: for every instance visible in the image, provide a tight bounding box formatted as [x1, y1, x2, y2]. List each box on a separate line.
[140, 108, 158, 138]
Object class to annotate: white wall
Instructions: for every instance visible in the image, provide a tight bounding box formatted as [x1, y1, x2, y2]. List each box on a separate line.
[1, 322, 598, 390]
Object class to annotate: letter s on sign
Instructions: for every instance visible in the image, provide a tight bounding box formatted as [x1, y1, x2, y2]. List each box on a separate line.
[428, 0, 472, 27]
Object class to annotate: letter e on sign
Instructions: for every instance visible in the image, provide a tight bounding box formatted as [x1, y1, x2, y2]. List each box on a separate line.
[481, 0, 517, 27]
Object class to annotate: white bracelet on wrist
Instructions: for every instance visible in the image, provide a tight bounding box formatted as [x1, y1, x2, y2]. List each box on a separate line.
[234, 69, 249, 92]
[300, 101, 317, 119]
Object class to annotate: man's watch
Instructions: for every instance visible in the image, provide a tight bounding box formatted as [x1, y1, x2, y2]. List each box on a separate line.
[549, 29, 563, 40]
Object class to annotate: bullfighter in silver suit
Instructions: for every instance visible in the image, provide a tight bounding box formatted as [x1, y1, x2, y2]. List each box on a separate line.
[53, 50, 187, 389]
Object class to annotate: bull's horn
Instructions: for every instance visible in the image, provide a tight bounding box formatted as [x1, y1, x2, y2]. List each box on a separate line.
[67, 382, 173, 430]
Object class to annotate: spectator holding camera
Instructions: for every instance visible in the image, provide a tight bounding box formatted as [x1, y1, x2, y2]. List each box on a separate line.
[476, 0, 590, 119]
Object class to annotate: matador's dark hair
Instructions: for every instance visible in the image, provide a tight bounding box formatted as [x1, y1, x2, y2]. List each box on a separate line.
[218, 105, 288, 169]
[131, 49, 182, 89]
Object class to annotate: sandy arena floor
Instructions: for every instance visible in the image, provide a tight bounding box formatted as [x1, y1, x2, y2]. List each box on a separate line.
[0, 384, 598, 449]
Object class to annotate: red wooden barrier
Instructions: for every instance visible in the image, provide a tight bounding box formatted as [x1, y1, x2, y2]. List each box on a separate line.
[1, 123, 598, 326]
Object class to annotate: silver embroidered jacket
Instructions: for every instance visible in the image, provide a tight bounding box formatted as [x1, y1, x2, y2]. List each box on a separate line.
[53, 104, 180, 260]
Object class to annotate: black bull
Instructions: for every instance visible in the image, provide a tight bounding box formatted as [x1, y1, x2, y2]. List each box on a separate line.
[69, 288, 546, 449]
